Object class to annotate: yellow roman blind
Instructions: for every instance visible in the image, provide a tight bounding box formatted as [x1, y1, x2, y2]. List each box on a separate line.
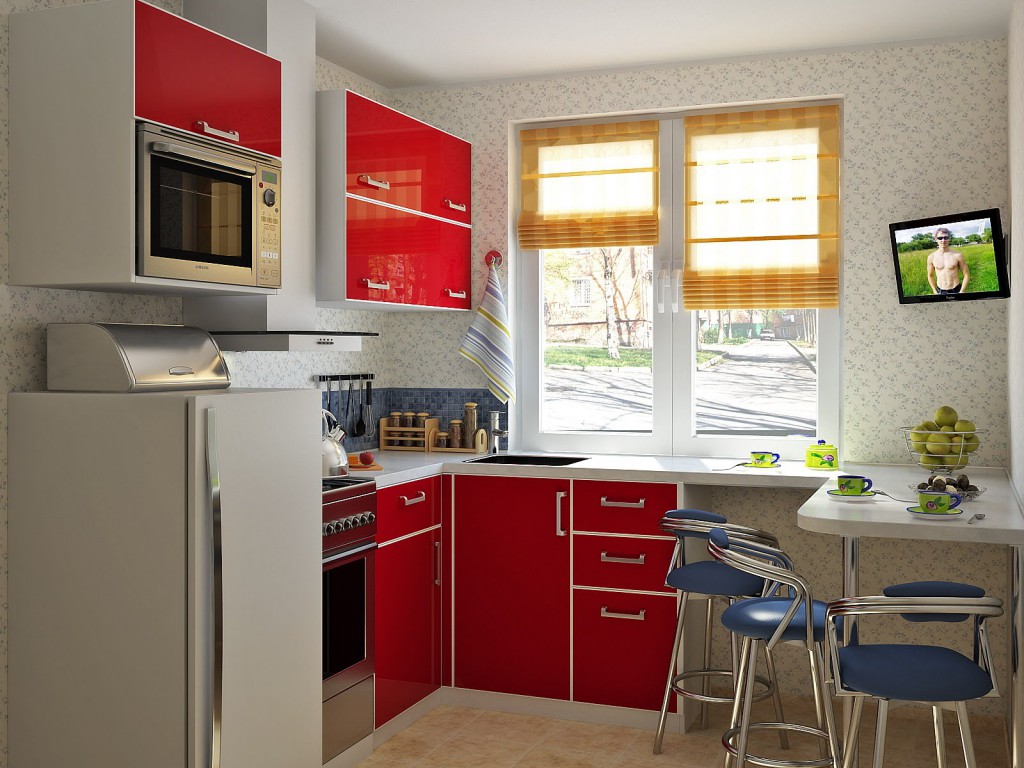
[518, 120, 659, 250]
[683, 105, 840, 309]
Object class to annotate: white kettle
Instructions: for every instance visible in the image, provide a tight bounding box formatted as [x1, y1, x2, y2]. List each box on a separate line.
[322, 410, 349, 477]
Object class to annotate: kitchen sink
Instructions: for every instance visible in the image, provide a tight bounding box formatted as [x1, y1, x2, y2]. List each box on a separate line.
[466, 454, 588, 466]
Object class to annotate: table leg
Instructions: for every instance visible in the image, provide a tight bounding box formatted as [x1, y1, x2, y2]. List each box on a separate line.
[1011, 545, 1023, 768]
[841, 536, 860, 766]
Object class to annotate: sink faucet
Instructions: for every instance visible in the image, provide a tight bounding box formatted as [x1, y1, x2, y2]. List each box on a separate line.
[488, 411, 508, 454]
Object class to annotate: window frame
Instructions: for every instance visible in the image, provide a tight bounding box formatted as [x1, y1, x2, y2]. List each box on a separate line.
[512, 101, 842, 461]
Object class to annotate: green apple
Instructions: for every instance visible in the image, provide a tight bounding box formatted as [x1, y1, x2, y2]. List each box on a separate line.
[921, 453, 946, 467]
[921, 420, 939, 432]
[954, 419, 976, 436]
[909, 423, 931, 452]
[946, 456, 969, 470]
[934, 405, 959, 428]
[964, 434, 981, 453]
[926, 433, 951, 455]
[940, 425, 954, 432]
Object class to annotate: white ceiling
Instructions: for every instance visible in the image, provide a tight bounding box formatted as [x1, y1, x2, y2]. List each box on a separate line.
[307, 0, 1014, 90]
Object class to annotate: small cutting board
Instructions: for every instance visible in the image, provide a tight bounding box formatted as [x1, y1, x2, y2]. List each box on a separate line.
[347, 454, 383, 471]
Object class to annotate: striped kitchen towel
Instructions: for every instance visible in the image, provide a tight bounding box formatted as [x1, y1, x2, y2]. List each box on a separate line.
[459, 264, 516, 404]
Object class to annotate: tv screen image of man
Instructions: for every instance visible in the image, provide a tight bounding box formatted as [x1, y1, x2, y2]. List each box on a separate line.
[927, 227, 970, 295]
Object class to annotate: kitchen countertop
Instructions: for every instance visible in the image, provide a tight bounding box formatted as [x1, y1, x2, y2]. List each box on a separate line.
[351, 450, 843, 490]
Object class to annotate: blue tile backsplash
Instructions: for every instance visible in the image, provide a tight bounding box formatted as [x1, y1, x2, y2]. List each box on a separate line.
[322, 386, 508, 453]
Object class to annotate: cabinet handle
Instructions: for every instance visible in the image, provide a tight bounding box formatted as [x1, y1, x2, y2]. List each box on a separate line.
[400, 491, 427, 506]
[357, 174, 391, 190]
[434, 541, 441, 586]
[600, 551, 646, 565]
[601, 607, 646, 621]
[443, 199, 467, 212]
[555, 491, 567, 537]
[445, 288, 467, 299]
[600, 496, 646, 508]
[193, 120, 240, 143]
[362, 278, 391, 291]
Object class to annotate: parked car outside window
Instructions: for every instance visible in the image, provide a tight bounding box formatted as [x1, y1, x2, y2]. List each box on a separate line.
[759, 328, 776, 341]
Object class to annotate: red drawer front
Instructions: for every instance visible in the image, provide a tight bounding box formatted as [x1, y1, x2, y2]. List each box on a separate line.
[134, 1, 282, 157]
[346, 197, 471, 309]
[572, 534, 675, 593]
[572, 589, 678, 711]
[573, 480, 678, 535]
[376, 476, 441, 543]
[346, 92, 471, 225]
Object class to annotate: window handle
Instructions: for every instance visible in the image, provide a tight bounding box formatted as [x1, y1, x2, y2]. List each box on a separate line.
[656, 269, 668, 314]
[671, 269, 682, 313]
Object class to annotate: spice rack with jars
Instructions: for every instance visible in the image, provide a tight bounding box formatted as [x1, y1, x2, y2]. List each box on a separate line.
[379, 417, 439, 452]
[430, 426, 487, 454]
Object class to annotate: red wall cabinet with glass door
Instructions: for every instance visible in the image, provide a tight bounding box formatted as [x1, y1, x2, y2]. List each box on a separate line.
[134, 0, 282, 157]
[317, 90, 472, 310]
[374, 477, 443, 727]
[451, 474, 571, 700]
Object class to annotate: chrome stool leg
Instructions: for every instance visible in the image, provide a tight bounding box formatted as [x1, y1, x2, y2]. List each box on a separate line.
[954, 701, 978, 768]
[701, 595, 715, 729]
[840, 697, 865, 768]
[654, 591, 688, 754]
[872, 699, 889, 768]
[933, 706, 948, 768]
[763, 646, 790, 749]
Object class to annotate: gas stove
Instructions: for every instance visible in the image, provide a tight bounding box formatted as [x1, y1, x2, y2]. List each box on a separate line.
[322, 475, 376, 556]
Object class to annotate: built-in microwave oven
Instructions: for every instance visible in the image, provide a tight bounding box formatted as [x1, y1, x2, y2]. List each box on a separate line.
[136, 122, 282, 288]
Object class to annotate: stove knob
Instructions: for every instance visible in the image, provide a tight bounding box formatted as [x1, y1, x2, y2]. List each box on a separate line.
[367, 512, 376, 522]
[359, 514, 371, 526]
[343, 518, 355, 530]
[322, 523, 332, 536]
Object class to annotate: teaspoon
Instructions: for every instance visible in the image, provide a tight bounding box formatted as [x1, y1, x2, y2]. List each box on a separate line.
[967, 513, 986, 525]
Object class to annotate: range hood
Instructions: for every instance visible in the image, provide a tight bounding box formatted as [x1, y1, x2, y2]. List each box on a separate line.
[211, 330, 378, 352]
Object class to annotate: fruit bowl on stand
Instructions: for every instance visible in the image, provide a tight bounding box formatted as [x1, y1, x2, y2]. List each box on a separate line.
[900, 425, 984, 472]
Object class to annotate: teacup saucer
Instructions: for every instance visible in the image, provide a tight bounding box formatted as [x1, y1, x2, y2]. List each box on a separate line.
[742, 462, 781, 468]
[907, 505, 964, 519]
[827, 489, 876, 502]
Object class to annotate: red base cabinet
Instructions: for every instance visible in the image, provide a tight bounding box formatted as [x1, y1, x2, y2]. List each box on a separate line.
[572, 588, 678, 710]
[374, 478, 443, 727]
[452, 475, 571, 700]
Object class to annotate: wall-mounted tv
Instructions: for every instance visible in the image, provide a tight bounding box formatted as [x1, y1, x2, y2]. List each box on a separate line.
[889, 208, 1009, 304]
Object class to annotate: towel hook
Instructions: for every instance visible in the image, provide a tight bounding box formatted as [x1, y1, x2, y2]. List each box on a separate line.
[484, 250, 503, 268]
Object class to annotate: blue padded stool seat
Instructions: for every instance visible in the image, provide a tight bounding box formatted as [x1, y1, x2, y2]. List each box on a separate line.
[721, 596, 829, 643]
[666, 560, 764, 598]
[837, 644, 994, 702]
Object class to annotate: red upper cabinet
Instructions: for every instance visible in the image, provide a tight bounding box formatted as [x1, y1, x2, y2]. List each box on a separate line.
[346, 92, 471, 225]
[317, 90, 473, 311]
[134, 1, 281, 157]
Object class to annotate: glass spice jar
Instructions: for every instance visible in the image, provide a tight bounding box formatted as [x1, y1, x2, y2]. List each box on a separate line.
[449, 419, 463, 448]
[415, 412, 430, 428]
[463, 402, 478, 448]
[388, 411, 402, 428]
[401, 411, 415, 428]
[435, 431, 449, 449]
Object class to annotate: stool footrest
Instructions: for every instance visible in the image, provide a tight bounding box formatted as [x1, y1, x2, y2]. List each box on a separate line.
[722, 722, 834, 768]
[672, 669, 776, 705]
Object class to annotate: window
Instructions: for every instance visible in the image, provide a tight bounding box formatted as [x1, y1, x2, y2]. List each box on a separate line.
[570, 278, 592, 307]
[516, 105, 841, 459]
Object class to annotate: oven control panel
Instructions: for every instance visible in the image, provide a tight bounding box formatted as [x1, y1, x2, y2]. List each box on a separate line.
[323, 512, 376, 536]
[256, 165, 282, 288]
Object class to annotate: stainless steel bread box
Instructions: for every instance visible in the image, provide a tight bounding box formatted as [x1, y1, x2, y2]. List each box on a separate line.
[47, 323, 231, 392]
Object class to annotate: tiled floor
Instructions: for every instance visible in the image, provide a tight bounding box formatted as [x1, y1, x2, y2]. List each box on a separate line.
[358, 696, 1009, 768]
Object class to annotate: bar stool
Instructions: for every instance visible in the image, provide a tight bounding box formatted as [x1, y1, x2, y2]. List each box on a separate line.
[708, 527, 840, 768]
[653, 510, 789, 754]
[826, 581, 1003, 768]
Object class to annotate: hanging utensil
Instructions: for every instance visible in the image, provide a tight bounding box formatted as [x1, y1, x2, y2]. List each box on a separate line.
[353, 379, 366, 437]
[364, 380, 376, 438]
[345, 380, 355, 435]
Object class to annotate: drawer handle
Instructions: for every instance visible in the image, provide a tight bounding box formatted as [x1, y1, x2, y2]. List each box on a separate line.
[600, 551, 646, 565]
[443, 199, 467, 212]
[434, 540, 441, 586]
[601, 607, 646, 621]
[357, 173, 391, 190]
[193, 120, 239, 142]
[445, 288, 467, 299]
[600, 496, 646, 508]
[555, 491, 567, 537]
[400, 492, 427, 506]
[362, 278, 391, 291]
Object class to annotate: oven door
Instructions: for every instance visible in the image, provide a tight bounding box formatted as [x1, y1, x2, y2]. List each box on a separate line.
[323, 540, 376, 700]
[138, 127, 257, 286]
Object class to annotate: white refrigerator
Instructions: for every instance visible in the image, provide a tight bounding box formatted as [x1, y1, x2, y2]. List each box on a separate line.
[9, 388, 322, 768]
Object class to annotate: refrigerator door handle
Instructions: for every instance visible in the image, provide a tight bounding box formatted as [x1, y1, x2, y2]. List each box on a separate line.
[205, 407, 224, 768]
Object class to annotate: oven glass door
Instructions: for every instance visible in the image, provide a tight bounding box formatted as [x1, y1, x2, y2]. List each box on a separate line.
[150, 154, 253, 268]
[323, 543, 375, 697]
